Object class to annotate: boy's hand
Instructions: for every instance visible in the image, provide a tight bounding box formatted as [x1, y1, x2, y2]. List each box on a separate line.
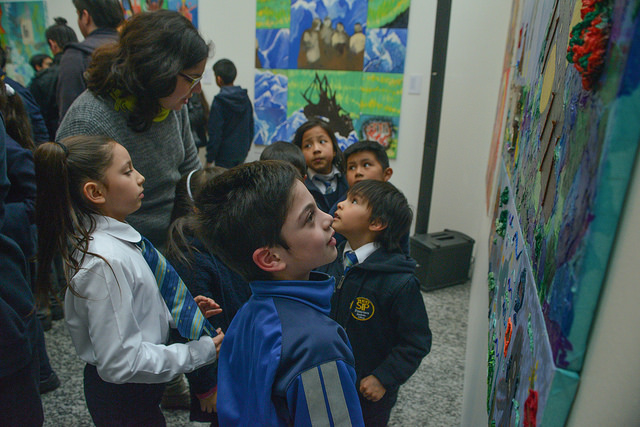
[213, 328, 224, 357]
[198, 390, 217, 413]
[359, 375, 386, 402]
[194, 295, 222, 317]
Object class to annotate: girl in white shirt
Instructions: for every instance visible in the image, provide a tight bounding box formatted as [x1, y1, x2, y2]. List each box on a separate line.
[34, 135, 223, 426]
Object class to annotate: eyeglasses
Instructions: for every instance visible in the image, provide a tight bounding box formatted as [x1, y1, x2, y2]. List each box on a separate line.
[178, 72, 203, 90]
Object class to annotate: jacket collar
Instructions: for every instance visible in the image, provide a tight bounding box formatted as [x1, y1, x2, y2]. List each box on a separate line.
[250, 272, 335, 315]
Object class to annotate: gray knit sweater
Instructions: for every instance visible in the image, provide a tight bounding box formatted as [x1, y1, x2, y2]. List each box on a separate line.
[57, 91, 201, 247]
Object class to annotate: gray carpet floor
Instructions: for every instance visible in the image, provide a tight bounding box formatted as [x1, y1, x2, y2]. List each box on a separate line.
[41, 281, 470, 426]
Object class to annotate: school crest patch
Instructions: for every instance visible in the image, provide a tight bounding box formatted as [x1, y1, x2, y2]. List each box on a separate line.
[350, 297, 374, 321]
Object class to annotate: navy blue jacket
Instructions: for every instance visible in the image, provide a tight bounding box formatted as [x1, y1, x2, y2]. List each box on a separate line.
[1, 135, 36, 260]
[318, 242, 431, 393]
[304, 174, 348, 214]
[29, 53, 62, 140]
[217, 272, 364, 426]
[3, 74, 49, 143]
[0, 115, 39, 379]
[168, 235, 252, 423]
[206, 85, 254, 167]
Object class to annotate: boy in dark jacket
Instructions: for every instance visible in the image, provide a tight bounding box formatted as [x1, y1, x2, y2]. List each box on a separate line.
[206, 59, 254, 168]
[194, 160, 364, 426]
[319, 180, 431, 426]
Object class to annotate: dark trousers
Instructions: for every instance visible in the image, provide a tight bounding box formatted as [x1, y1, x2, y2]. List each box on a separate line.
[83, 364, 166, 427]
[359, 389, 398, 427]
[0, 355, 43, 427]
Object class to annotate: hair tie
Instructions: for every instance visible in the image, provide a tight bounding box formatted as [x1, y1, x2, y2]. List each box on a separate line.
[53, 141, 69, 156]
[186, 169, 197, 201]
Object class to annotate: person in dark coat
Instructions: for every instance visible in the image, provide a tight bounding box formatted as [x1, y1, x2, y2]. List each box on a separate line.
[0, 83, 60, 394]
[187, 92, 209, 148]
[318, 180, 431, 426]
[29, 17, 78, 140]
[206, 59, 254, 168]
[0, 112, 44, 426]
[56, 0, 123, 122]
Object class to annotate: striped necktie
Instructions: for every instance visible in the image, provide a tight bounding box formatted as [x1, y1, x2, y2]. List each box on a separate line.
[344, 250, 358, 273]
[314, 175, 335, 194]
[137, 236, 216, 340]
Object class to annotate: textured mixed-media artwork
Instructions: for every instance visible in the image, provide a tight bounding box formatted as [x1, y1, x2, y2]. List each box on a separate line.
[486, 0, 640, 425]
[254, 0, 410, 158]
[0, 1, 48, 86]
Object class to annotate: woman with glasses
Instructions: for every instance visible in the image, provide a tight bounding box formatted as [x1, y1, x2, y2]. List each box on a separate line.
[56, 10, 209, 248]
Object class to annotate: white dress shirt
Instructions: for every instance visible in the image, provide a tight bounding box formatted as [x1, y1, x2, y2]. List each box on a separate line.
[65, 215, 217, 384]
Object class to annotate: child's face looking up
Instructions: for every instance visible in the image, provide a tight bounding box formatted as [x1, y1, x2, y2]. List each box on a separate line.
[274, 180, 337, 280]
[332, 192, 374, 247]
[300, 126, 336, 175]
[345, 151, 392, 187]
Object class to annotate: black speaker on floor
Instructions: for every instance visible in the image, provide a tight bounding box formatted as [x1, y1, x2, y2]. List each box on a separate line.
[410, 229, 474, 292]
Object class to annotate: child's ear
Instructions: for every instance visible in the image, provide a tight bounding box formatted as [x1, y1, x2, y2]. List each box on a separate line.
[83, 181, 106, 205]
[252, 246, 286, 273]
[369, 218, 388, 232]
[383, 167, 393, 182]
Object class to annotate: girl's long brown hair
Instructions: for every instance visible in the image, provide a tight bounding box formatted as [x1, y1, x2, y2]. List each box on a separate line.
[34, 135, 115, 300]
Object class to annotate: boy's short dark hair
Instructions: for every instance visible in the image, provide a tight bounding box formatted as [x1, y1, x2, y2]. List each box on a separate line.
[72, 0, 124, 29]
[349, 180, 412, 251]
[194, 160, 298, 281]
[260, 141, 307, 178]
[29, 54, 51, 71]
[343, 140, 389, 170]
[213, 59, 237, 85]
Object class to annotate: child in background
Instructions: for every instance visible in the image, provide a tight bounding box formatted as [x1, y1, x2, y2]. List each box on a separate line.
[206, 59, 254, 168]
[194, 160, 364, 426]
[259, 140, 307, 178]
[292, 118, 347, 213]
[343, 140, 393, 189]
[34, 136, 223, 426]
[166, 167, 252, 425]
[319, 180, 431, 426]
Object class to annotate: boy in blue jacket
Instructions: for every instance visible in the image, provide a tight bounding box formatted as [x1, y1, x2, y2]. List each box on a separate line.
[320, 180, 432, 426]
[194, 160, 364, 426]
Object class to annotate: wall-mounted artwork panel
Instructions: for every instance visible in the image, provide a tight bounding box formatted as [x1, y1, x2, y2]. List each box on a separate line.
[0, 1, 48, 86]
[486, 0, 640, 424]
[254, 0, 412, 158]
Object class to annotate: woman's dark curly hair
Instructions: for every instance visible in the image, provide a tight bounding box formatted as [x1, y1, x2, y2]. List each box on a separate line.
[86, 10, 212, 132]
